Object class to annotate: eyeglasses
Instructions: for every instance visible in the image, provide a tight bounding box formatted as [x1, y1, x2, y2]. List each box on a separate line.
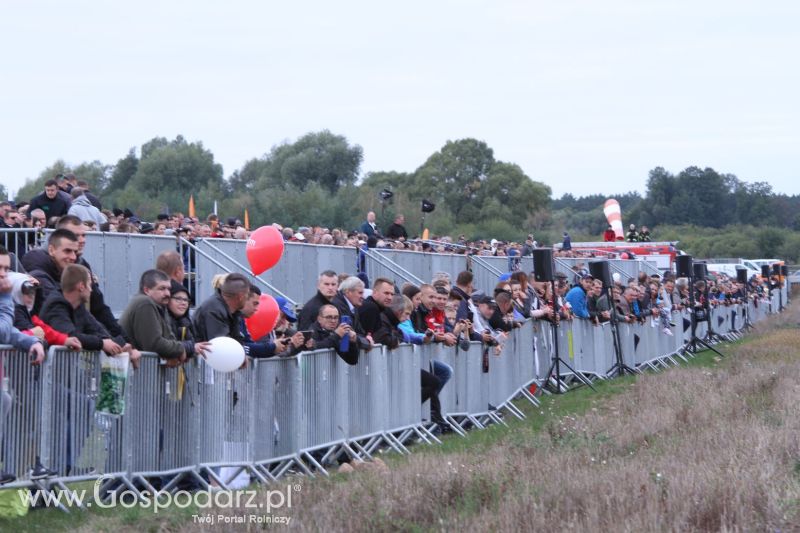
[322, 315, 339, 320]
[171, 296, 190, 303]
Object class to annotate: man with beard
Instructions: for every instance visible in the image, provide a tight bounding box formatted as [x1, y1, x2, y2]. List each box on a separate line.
[120, 269, 208, 364]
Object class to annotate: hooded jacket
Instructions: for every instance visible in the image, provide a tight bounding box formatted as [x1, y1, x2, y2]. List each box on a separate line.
[67, 195, 107, 227]
[8, 272, 68, 345]
[22, 248, 122, 337]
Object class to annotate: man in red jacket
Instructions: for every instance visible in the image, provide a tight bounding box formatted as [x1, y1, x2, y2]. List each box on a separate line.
[603, 225, 616, 242]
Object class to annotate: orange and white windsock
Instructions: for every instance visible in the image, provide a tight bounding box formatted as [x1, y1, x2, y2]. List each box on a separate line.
[603, 199, 624, 240]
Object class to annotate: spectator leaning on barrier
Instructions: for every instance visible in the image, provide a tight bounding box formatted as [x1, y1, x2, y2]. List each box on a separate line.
[120, 269, 208, 366]
[357, 277, 395, 337]
[9, 271, 82, 349]
[616, 287, 645, 323]
[166, 284, 195, 343]
[489, 290, 519, 332]
[23, 228, 79, 306]
[452, 271, 476, 323]
[269, 296, 307, 356]
[193, 273, 249, 343]
[565, 274, 593, 319]
[411, 284, 435, 334]
[331, 276, 372, 351]
[0, 246, 49, 484]
[238, 285, 293, 358]
[307, 304, 360, 365]
[67, 187, 107, 228]
[28, 179, 71, 220]
[40, 264, 140, 366]
[587, 279, 611, 325]
[373, 295, 452, 433]
[471, 294, 506, 350]
[297, 270, 339, 331]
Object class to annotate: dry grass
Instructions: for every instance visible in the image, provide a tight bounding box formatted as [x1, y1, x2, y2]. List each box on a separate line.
[65, 302, 800, 532]
[197, 304, 800, 533]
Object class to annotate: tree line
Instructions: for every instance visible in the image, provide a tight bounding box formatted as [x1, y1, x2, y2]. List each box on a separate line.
[12, 131, 800, 261]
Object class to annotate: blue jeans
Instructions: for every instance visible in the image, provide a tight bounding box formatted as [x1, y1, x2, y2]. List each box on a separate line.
[431, 360, 452, 396]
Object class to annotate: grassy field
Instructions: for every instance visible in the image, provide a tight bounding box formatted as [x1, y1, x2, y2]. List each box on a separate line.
[4, 302, 800, 532]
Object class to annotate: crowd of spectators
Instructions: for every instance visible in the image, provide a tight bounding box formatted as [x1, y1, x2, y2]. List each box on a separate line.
[0, 194, 783, 483]
[2, 176, 666, 266]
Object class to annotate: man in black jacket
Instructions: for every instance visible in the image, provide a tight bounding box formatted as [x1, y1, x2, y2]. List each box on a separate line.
[40, 264, 139, 363]
[28, 179, 71, 220]
[357, 277, 395, 336]
[23, 216, 123, 337]
[297, 270, 338, 330]
[384, 214, 408, 241]
[331, 276, 372, 350]
[307, 304, 359, 365]
[23, 228, 78, 305]
[193, 273, 249, 342]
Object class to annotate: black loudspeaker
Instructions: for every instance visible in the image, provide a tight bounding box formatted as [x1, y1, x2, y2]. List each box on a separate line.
[532, 248, 554, 282]
[772, 263, 781, 276]
[676, 255, 693, 278]
[761, 265, 771, 278]
[693, 262, 707, 280]
[589, 260, 612, 288]
[781, 265, 788, 276]
[736, 268, 748, 284]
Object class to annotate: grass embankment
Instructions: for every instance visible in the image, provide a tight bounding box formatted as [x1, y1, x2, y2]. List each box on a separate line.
[6, 303, 800, 532]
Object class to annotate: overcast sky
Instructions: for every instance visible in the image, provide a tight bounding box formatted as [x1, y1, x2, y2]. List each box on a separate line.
[1, 0, 798, 200]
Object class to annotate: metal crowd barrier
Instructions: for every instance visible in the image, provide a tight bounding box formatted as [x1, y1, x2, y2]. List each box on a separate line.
[0, 228, 44, 267]
[79, 232, 178, 316]
[0, 292, 782, 492]
[12, 228, 782, 320]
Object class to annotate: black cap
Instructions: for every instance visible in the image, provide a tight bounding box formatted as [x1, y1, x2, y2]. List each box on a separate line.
[473, 294, 495, 305]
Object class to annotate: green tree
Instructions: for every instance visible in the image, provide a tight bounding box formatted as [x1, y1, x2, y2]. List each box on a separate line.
[243, 130, 363, 194]
[413, 139, 495, 222]
[107, 148, 139, 193]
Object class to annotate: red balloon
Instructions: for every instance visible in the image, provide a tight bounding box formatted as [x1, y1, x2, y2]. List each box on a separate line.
[245, 294, 280, 340]
[246, 225, 284, 275]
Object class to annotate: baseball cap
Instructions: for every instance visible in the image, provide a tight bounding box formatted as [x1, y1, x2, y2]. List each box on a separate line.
[275, 296, 297, 322]
[473, 294, 495, 306]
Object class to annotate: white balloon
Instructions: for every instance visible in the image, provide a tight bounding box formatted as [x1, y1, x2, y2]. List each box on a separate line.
[205, 336, 245, 373]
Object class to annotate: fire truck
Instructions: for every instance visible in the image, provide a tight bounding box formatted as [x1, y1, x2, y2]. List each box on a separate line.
[553, 241, 681, 270]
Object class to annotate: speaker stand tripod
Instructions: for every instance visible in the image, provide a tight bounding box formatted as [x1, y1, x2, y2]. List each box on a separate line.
[681, 277, 727, 359]
[604, 287, 639, 377]
[542, 280, 597, 393]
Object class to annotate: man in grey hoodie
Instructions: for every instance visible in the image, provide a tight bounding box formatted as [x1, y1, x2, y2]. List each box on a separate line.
[67, 187, 106, 228]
